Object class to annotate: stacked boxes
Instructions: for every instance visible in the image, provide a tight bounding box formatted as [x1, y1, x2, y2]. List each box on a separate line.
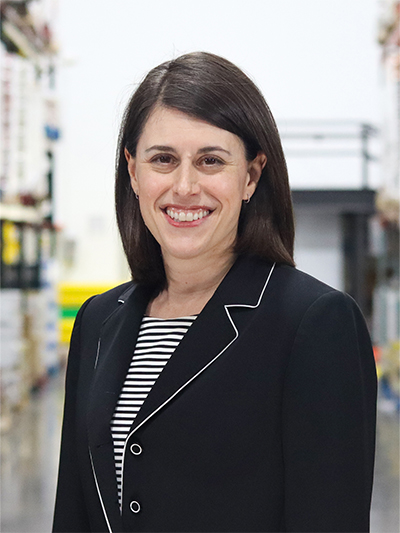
[0, 290, 25, 429]
[58, 284, 114, 345]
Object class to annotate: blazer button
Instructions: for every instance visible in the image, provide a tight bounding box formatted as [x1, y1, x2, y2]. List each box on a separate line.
[130, 443, 142, 455]
[130, 500, 141, 513]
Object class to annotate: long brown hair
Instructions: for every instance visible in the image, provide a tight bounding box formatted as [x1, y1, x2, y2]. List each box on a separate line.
[115, 52, 295, 288]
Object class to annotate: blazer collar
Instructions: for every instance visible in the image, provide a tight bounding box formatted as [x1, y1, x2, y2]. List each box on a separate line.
[87, 255, 275, 529]
[88, 282, 153, 446]
[89, 255, 274, 435]
[125, 255, 276, 434]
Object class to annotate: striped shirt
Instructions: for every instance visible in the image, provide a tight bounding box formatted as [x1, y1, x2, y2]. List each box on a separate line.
[110, 315, 197, 508]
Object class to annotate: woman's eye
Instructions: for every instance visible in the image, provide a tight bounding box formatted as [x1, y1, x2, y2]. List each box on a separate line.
[200, 156, 224, 167]
[151, 154, 175, 165]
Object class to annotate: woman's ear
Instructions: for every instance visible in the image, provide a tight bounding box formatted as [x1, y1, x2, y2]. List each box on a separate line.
[124, 147, 139, 194]
[245, 152, 267, 198]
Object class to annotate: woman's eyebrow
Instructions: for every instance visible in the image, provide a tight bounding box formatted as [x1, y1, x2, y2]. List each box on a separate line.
[145, 145, 177, 153]
[198, 146, 231, 156]
[144, 145, 232, 156]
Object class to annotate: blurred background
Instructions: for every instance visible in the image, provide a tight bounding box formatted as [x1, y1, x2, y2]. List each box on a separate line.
[0, 0, 399, 531]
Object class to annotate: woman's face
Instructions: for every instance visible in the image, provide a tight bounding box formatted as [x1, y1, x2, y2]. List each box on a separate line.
[125, 106, 266, 264]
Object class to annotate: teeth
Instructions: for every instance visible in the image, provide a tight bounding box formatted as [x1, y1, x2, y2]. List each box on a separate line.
[166, 208, 210, 222]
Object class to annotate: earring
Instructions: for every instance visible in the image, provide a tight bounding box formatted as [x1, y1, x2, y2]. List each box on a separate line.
[244, 194, 251, 204]
[135, 192, 139, 200]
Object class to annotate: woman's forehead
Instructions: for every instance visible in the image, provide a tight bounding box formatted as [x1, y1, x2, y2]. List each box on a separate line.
[137, 106, 245, 155]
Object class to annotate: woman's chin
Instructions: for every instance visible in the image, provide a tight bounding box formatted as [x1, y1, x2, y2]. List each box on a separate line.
[159, 234, 236, 263]
[161, 246, 205, 262]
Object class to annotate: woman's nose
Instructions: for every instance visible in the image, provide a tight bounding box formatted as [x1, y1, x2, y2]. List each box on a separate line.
[173, 164, 200, 196]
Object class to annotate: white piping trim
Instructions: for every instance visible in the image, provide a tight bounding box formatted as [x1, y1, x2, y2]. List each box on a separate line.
[94, 338, 101, 369]
[227, 261, 276, 312]
[119, 262, 276, 512]
[94, 293, 126, 368]
[89, 447, 113, 533]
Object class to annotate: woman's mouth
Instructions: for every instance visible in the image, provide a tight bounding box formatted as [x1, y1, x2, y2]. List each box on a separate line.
[164, 207, 212, 223]
[163, 207, 213, 227]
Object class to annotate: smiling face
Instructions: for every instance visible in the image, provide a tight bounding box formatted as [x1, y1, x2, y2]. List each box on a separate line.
[125, 106, 266, 265]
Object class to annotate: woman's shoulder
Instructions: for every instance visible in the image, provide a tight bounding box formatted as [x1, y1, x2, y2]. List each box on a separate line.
[227, 254, 351, 310]
[227, 255, 358, 323]
[91, 280, 135, 304]
[77, 281, 135, 325]
[271, 262, 365, 326]
[273, 262, 341, 302]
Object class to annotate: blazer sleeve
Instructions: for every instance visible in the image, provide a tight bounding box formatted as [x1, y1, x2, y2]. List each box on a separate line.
[52, 297, 95, 533]
[282, 291, 377, 533]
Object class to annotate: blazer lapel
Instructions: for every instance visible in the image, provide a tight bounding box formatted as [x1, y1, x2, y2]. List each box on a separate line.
[87, 283, 153, 446]
[127, 256, 276, 436]
[87, 283, 153, 532]
[127, 291, 237, 434]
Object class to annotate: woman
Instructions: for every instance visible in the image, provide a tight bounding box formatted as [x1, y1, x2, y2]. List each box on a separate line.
[53, 52, 377, 533]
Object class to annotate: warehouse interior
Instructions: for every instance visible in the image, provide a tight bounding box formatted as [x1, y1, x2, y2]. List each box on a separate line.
[1, 1, 399, 532]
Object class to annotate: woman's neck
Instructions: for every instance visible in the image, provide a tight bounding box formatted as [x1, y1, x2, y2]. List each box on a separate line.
[147, 252, 235, 318]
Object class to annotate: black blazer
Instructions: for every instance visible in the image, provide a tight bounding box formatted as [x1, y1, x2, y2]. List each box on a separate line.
[53, 256, 377, 533]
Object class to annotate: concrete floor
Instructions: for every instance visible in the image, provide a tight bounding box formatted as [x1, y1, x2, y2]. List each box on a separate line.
[1, 371, 399, 533]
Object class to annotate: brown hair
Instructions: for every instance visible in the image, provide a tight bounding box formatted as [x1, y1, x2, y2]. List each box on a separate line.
[115, 52, 295, 287]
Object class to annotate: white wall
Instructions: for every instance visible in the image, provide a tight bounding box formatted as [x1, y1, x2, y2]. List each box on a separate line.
[294, 212, 343, 290]
[53, 0, 381, 284]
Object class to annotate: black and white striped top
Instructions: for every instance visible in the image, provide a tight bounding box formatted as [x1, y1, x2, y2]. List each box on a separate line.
[110, 315, 197, 508]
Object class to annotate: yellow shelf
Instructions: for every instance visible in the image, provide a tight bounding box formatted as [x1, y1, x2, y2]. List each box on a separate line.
[58, 283, 118, 343]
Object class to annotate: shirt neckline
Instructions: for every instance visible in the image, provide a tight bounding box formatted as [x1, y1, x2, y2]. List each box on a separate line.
[143, 315, 198, 320]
